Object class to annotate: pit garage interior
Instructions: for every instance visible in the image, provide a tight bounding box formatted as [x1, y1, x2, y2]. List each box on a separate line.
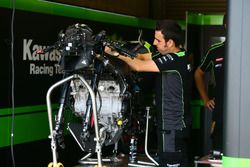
[0, 0, 250, 167]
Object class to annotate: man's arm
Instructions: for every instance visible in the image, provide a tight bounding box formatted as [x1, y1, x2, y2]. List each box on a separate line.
[105, 46, 159, 72]
[118, 55, 158, 72]
[136, 52, 152, 60]
[194, 67, 215, 110]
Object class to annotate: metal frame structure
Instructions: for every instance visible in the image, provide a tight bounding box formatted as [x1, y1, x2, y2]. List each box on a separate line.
[46, 74, 102, 167]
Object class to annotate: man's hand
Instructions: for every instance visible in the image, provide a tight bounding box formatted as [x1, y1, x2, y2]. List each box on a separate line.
[104, 46, 119, 57]
[205, 98, 215, 111]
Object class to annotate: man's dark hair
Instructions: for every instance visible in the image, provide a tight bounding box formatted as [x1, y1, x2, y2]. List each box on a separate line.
[155, 20, 183, 46]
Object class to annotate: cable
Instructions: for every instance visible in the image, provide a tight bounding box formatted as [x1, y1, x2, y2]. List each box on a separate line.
[10, 0, 16, 167]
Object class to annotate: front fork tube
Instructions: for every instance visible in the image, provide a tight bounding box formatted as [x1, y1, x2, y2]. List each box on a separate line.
[82, 71, 99, 133]
[82, 97, 92, 134]
[54, 79, 70, 148]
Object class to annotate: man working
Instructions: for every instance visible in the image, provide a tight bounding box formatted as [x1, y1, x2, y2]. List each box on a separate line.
[105, 20, 192, 167]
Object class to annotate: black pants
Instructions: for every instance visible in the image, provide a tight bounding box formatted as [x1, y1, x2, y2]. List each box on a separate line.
[211, 104, 223, 152]
[157, 128, 189, 167]
[211, 118, 223, 151]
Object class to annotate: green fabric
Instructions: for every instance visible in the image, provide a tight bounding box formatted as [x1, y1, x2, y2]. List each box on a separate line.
[223, 156, 250, 167]
[0, 0, 155, 29]
[187, 12, 224, 25]
[176, 51, 185, 57]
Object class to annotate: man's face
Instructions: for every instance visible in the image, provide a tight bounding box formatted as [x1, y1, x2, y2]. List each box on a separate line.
[153, 30, 169, 54]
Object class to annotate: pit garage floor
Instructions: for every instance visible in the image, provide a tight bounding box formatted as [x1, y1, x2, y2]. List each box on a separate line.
[73, 154, 157, 167]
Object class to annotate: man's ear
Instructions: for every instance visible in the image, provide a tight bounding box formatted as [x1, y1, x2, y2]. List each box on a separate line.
[166, 39, 174, 47]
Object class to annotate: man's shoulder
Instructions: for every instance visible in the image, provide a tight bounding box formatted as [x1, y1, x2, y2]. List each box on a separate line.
[206, 42, 225, 57]
[209, 41, 225, 51]
[152, 51, 161, 59]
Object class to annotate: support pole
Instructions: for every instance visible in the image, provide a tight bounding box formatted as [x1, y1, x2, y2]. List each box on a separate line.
[224, 0, 250, 166]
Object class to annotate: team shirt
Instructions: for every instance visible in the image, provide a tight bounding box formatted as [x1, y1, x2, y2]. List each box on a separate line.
[152, 50, 191, 130]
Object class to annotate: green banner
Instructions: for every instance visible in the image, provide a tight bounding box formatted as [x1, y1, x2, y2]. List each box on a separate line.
[0, 0, 155, 29]
[0, 105, 49, 116]
[187, 12, 224, 25]
[0, 104, 73, 147]
[223, 156, 250, 167]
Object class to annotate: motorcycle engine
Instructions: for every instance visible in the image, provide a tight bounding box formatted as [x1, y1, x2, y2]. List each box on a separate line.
[70, 78, 126, 149]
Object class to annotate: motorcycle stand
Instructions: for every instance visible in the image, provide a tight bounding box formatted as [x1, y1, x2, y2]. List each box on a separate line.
[47, 74, 103, 167]
[128, 107, 159, 167]
[78, 143, 123, 165]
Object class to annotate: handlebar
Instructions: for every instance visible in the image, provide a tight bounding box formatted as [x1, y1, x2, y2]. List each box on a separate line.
[94, 30, 137, 58]
[102, 40, 136, 58]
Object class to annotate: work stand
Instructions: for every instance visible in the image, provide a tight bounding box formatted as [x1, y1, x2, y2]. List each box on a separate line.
[77, 143, 123, 166]
[128, 107, 159, 167]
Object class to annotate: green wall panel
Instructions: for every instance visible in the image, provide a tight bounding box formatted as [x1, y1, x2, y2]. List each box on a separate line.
[0, 0, 155, 29]
[0, 105, 60, 147]
[187, 12, 224, 25]
[0, 111, 49, 147]
[223, 156, 250, 167]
